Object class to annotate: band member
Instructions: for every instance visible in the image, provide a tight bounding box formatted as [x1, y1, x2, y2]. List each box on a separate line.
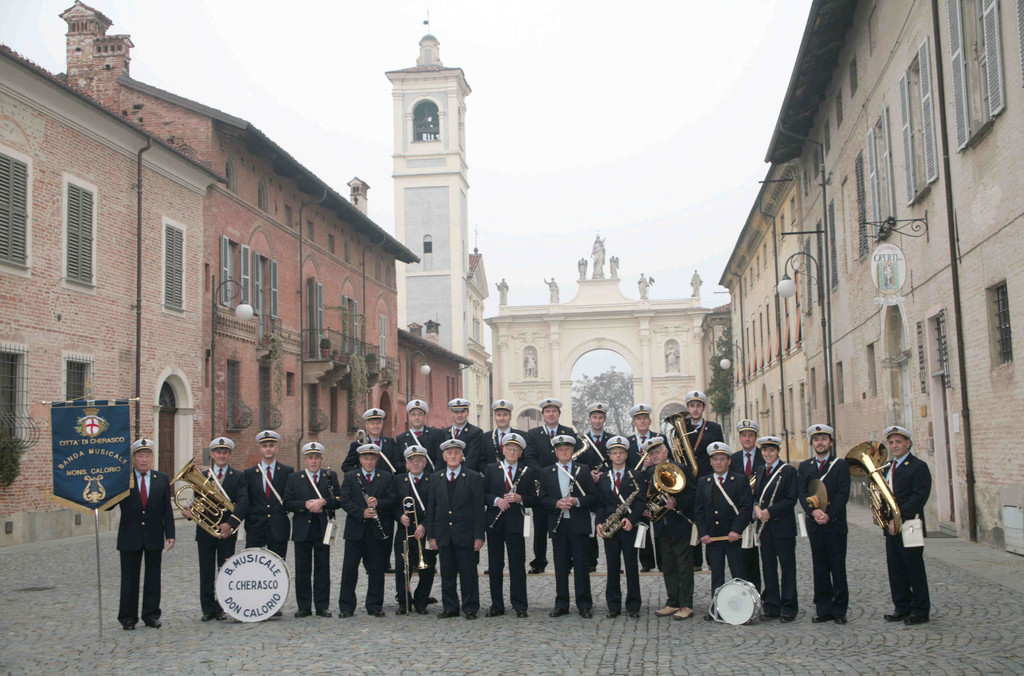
[396, 399, 445, 470]
[427, 438, 486, 620]
[338, 444, 396, 617]
[480, 399, 530, 472]
[525, 397, 581, 574]
[183, 437, 243, 622]
[695, 441, 752, 619]
[881, 425, 931, 625]
[753, 435, 798, 622]
[685, 391, 723, 572]
[393, 445, 437, 615]
[798, 423, 850, 624]
[628, 403, 661, 572]
[284, 442, 341, 618]
[117, 439, 175, 630]
[595, 436, 647, 618]
[639, 437, 697, 621]
[444, 398, 484, 470]
[483, 433, 536, 618]
[582, 402, 611, 572]
[342, 408, 402, 474]
[730, 419, 764, 591]
[539, 434, 598, 618]
[234, 430, 293, 560]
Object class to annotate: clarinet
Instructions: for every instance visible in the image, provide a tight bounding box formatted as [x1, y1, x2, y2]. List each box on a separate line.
[357, 474, 386, 538]
[553, 467, 582, 534]
[489, 466, 529, 529]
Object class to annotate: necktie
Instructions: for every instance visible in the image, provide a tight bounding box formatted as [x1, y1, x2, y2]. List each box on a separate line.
[614, 471, 621, 495]
[455, 427, 461, 439]
[818, 458, 826, 472]
[765, 464, 772, 478]
[504, 468, 511, 493]
[312, 473, 319, 486]
[414, 477, 420, 486]
[139, 473, 148, 507]
[499, 431, 505, 450]
[640, 435, 646, 446]
[888, 461, 895, 489]
[415, 430, 421, 438]
[265, 467, 272, 499]
[745, 454, 752, 477]
[373, 438, 380, 447]
[449, 471, 455, 483]
[365, 473, 372, 483]
[718, 476, 725, 486]
[217, 468, 224, 481]
[549, 429, 554, 439]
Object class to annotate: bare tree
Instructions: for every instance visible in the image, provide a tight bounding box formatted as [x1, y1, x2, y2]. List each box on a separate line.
[571, 366, 635, 435]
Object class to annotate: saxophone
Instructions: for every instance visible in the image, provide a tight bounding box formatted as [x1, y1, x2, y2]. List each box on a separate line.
[599, 488, 642, 539]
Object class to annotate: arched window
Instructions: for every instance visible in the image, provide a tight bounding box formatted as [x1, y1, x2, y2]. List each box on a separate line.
[225, 158, 237, 193]
[257, 179, 268, 212]
[413, 101, 440, 141]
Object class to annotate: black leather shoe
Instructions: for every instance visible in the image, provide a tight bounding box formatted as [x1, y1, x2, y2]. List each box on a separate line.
[338, 611, 354, 618]
[294, 609, 312, 618]
[427, 597, 438, 604]
[415, 606, 429, 615]
[316, 610, 332, 618]
[273, 610, 283, 618]
[811, 615, 834, 623]
[368, 609, 386, 617]
[483, 569, 490, 575]
[589, 565, 597, 573]
[214, 612, 227, 621]
[834, 616, 848, 625]
[201, 612, 216, 622]
[605, 610, 621, 618]
[485, 608, 505, 617]
[464, 612, 478, 620]
[780, 615, 795, 623]
[579, 609, 593, 618]
[515, 610, 529, 618]
[904, 615, 929, 625]
[628, 611, 641, 618]
[437, 610, 460, 619]
[383, 567, 396, 574]
[395, 607, 408, 616]
[121, 621, 135, 631]
[143, 619, 161, 629]
[693, 565, 702, 572]
[703, 613, 714, 622]
[761, 613, 779, 620]
[549, 608, 569, 618]
[884, 612, 909, 622]
[528, 567, 545, 574]
[640, 566, 653, 573]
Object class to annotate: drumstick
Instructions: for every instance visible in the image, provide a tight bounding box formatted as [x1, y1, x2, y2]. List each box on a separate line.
[706, 535, 732, 542]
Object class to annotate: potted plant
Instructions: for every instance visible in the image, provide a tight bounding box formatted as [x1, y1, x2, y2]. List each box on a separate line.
[319, 337, 331, 359]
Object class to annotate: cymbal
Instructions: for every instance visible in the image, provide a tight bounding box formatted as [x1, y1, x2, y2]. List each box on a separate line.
[806, 479, 828, 512]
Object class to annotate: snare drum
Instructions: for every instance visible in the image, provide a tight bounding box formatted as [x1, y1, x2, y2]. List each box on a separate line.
[215, 548, 292, 622]
[710, 578, 762, 625]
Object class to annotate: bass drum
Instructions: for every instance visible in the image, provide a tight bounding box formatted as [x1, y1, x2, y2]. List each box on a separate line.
[710, 578, 762, 625]
[215, 548, 291, 622]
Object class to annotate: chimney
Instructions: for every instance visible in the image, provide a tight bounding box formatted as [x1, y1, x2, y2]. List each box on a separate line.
[407, 322, 423, 337]
[424, 319, 440, 343]
[347, 177, 370, 216]
[60, 2, 132, 103]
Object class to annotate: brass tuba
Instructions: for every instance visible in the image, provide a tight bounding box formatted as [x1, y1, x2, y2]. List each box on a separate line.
[645, 462, 687, 523]
[173, 459, 238, 538]
[846, 441, 902, 535]
[665, 411, 700, 479]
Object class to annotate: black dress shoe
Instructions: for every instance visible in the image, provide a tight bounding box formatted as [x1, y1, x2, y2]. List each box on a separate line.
[761, 613, 780, 620]
[834, 616, 848, 625]
[589, 565, 597, 573]
[693, 565, 703, 572]
[515, 610, 529, 618]
[273, 610, 283, 618]
[484, 608, 505, 617]
[368, 609, 386, 617]
[338, 611, 354, 618]
[628, 611, 641, 618]
[427, 597, 438, 604]
[780, 615, 796, 623]
[579, 609, 593, 618]
[483, 569, 490, 575]
[811, 614, 834, 623]
[396, 607, 408, 616]
[294, 609, 312, 618]
[464, 612, 478, 620]
[905, 615, 929, 625]
[316, 610, 332, 618]
[703, 613, 714, 622]
[884, 612, 909, 622]
[605, 610, 621, 619]
[549, 608, 569, 618]
[415, 606, 429, 615]
[640, 566, 653, 573]
[437, 610, 460, 619]
[201, 612, 216, 622]
[528, 567, 545, 574]
[143, 619, 161, 629]
[121, 621, 135, 631]
[215, 612, 228, 621]
[383, 567, 396, 574]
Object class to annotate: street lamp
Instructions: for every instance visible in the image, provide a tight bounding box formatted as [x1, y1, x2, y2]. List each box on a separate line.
[719, 342, 749, 419]
[210, 276, 254, 439]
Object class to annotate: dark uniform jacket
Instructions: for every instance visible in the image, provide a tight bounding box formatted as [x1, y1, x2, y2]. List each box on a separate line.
[626, 433, 661, 470]
[392, 472, 432, 533]
[694, 471, 753, 539]
[235, 462, 294, 542]
[396, 427, 446, 471]
[595, 467, 647, 531]
[538, 462, 598, 536]
[342, 437, 402, 474]
[441, 423, 484, 472]
[283, 469, 342, 542]
[888, 453, 931, 531]
[193, 465, 243, 542]
[731, 448, 766, 479]
[426, 466, 485, 547]
[482, 463, 537, 532]
[798, 455, 850, 534]
[339, 469, 396, 541]
[644, 461, 697, 540]
[479, 427, 531, 472]
[752, 462, 799, 538]
[117, 469, 175, 551]
[686, 419, 724, 477]
[525, 424, 582, 469]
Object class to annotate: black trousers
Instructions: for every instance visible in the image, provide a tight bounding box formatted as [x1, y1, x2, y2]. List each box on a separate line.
[197, 535, 236, 614]
[339, 534, 386, 613]
[760, 528, 797, 617]
[294, 538, 331, 612]
[808, 531, 848, 616]
[552, 525, 592, 611]
[657, 531, 693, 609]
[394, 534, 437, 609]
[486, 523, 527, 612]
[438, 543, 480, 614]
[743, 544, 762, 591]
[604, 529, 642, 612]
[885, 532, 929, 618]
[706, 539, 745, 596]
[118, 548, 162, 623]
[245, 528, 288, 559]
[530, 508, 548, 569]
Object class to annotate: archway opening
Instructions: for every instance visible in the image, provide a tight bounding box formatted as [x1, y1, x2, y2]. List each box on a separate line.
[570, 349, 633, 434]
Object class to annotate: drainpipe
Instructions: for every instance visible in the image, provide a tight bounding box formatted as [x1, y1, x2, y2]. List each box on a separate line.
[134, 139, 151, 435]
[296, 189, 327, 465]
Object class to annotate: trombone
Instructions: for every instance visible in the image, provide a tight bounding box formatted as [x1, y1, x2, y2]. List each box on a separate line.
[403, 496, 429, 570]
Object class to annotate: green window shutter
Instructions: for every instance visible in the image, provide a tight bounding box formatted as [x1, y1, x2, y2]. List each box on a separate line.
[0, 154, 28, 265]
[66, 183, 93, 283]
[164, 224, 183, 308]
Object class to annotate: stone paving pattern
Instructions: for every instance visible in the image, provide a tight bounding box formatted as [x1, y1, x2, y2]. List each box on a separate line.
[1, 504, 1023, 675]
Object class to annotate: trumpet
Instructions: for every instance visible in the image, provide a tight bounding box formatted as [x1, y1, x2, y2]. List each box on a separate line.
[358, 474, 386, 538]
[600, 487, 642, 539]
[173, 459, 238, 539]
[403, 496, 429, 570]
[665, 411, 700, 478]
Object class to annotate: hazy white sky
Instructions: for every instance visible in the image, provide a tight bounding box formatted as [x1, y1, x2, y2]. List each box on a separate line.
[1, 0, 810, 365]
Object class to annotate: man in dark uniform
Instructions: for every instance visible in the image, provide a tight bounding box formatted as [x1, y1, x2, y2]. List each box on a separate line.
[117, 438, 175, 630]
[479, 399, 530, 472]
[595, 436, 648, 618]
[284, 442, 341, 618]
[338, 444, 396, 617]
[881, 425, 931, 626]
[396, 399, 445, 471]
[695, 441, 752, 620]
[427, 438, 486, 620]
[628, 403, 662, 572]
[753, 435, 798, 622]
[684, 391, 723, 572]
[342, 408, 403, 474]
[581, 402, 611, 573]
[483, 432, 536, 618]
[798, 423, 850, 624]
[525, 397, 581, 574]
[393, 445, 437, 615]
[182, 437, 243, 622]
[234, 430, 293, 560]
[443, 398, 484, 471]
[539, 434, 598, 618]
[730, 419, 764, 592]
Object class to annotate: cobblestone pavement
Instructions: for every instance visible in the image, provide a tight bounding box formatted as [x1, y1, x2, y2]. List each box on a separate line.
[1, 504, 1023, 675]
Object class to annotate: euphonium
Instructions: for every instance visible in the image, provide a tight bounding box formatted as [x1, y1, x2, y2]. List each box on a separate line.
[665, 411, 700, 479]
[600, 487, 642, 539]
[644, 462, 687, 523]
[846, 441, 902, 535]
[403, 496, 429, 570]
[173, 459, 238, 539]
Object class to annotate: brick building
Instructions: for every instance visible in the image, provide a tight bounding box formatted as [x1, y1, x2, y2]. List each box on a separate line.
[394, 326, 471, 435]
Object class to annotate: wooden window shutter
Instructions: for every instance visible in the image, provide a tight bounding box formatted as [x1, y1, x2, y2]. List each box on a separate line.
[66, 183, 93, 283]
[239, 244, 250, 305]
[269, 259, 278, 318]
[919, 38, 939, 183]
[982, 0, 1006, 117]
[947, 0, 971, 149]
[898, 73, 917, 205]
[0, 154, 28, 265]
[164, 224, 184, 308]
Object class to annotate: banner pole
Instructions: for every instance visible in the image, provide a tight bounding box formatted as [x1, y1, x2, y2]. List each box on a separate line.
[94, 508, 103, 638]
